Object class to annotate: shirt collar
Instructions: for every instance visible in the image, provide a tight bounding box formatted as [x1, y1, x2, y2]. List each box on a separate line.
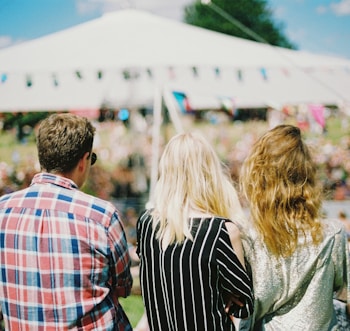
[31, 172, 79, 190]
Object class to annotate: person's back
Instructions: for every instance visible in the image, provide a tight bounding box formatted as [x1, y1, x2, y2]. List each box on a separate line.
[138, 211, 252, 331]
[0, 114, 133, 330]
[239, 124, 349, 331]
[241, 217, 347, 330]
[137, 132, 253, 331]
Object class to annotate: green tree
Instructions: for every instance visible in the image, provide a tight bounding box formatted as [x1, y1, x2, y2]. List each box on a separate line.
[183, 0, 297, 49]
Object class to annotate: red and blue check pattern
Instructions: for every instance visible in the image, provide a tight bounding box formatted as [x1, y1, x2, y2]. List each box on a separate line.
[0, 173, 132, 330]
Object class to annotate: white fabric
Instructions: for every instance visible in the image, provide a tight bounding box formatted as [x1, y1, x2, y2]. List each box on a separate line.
[0, 9, 349, 111]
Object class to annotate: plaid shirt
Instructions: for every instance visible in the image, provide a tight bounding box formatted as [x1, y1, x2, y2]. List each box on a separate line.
[0, 173, 133, 331]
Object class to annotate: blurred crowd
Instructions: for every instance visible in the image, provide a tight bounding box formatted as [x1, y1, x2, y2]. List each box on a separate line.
[1, 112, 350, 249]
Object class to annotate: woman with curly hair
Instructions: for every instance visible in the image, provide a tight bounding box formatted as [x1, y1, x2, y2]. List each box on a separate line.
[239, 124, 349, 331]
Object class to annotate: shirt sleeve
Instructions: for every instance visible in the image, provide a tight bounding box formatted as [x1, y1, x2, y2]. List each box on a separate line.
[108, 211, 133, 298]
[333, 226, 350, 304]
[216, 222, 254, 319]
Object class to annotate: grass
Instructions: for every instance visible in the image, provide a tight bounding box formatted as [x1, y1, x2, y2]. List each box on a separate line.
[0, 296, 144, 329]
[120, 295, 144, 327]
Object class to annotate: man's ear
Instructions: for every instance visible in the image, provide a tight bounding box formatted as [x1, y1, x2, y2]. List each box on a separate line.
[78, 152, 90, 172]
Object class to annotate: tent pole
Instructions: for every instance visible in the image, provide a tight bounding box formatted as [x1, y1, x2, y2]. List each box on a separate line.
[148, 85, 163, 207]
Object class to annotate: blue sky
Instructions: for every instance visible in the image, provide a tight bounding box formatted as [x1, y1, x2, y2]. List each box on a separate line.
[0, 0, 350, 59]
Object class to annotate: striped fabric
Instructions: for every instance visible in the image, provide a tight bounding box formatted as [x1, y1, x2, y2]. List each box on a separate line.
[136, 210, 253, 331]
[0, 173, 132, 331]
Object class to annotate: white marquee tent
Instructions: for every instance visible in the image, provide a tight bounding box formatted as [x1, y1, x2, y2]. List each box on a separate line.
[1, 9, 350, 113]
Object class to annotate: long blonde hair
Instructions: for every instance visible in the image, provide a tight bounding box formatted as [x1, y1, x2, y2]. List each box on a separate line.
[240, 125, 323, 257]
[152, 132, 243, 245]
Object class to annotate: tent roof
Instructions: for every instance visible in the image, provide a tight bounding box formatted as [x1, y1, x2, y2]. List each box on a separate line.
[2, 9, 350, 71]
[1, 9, 350, 112]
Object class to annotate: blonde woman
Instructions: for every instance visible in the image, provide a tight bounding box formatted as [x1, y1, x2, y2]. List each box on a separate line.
[136, 132, 253, 331]
[239, 124, 350, 330]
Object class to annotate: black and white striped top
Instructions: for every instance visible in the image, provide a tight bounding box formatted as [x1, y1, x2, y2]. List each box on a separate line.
[136, 209, 254, 331]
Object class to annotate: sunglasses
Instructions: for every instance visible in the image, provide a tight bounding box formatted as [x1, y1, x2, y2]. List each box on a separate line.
[90, 152, 97, 166]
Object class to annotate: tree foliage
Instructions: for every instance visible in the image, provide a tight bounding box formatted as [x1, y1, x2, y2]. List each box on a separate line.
[183, 0, 297, 49]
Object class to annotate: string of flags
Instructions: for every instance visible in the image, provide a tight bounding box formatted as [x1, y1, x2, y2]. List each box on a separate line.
[1, 65, 349, 88]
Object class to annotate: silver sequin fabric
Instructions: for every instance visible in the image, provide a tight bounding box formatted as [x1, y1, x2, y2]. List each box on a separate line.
[239, 218, 350, 331]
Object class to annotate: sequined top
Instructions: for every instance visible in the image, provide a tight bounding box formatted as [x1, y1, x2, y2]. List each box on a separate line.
[239, 218, 350, 331]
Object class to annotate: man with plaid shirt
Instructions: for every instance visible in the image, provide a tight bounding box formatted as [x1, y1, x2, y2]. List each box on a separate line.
[0, 113, 133, 330]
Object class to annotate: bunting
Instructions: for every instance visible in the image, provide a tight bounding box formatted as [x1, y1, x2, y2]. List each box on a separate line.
[26, 75, 33, 87]
[1, 73, 7, 83]
[172, 91, 192, 113]
[260, 67, 267, 80]
[0, 65, 348, 91]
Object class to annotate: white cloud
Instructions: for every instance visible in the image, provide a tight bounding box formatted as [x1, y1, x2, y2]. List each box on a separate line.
[316, 5, 328, 14]
[287, 27, 307, 45]
[0, 36, 13, 49]
[271, 5, 286, 19]
[330, 0, 350, 16]
[75, 0, 191, 20]
[76, 0, 122, 15]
